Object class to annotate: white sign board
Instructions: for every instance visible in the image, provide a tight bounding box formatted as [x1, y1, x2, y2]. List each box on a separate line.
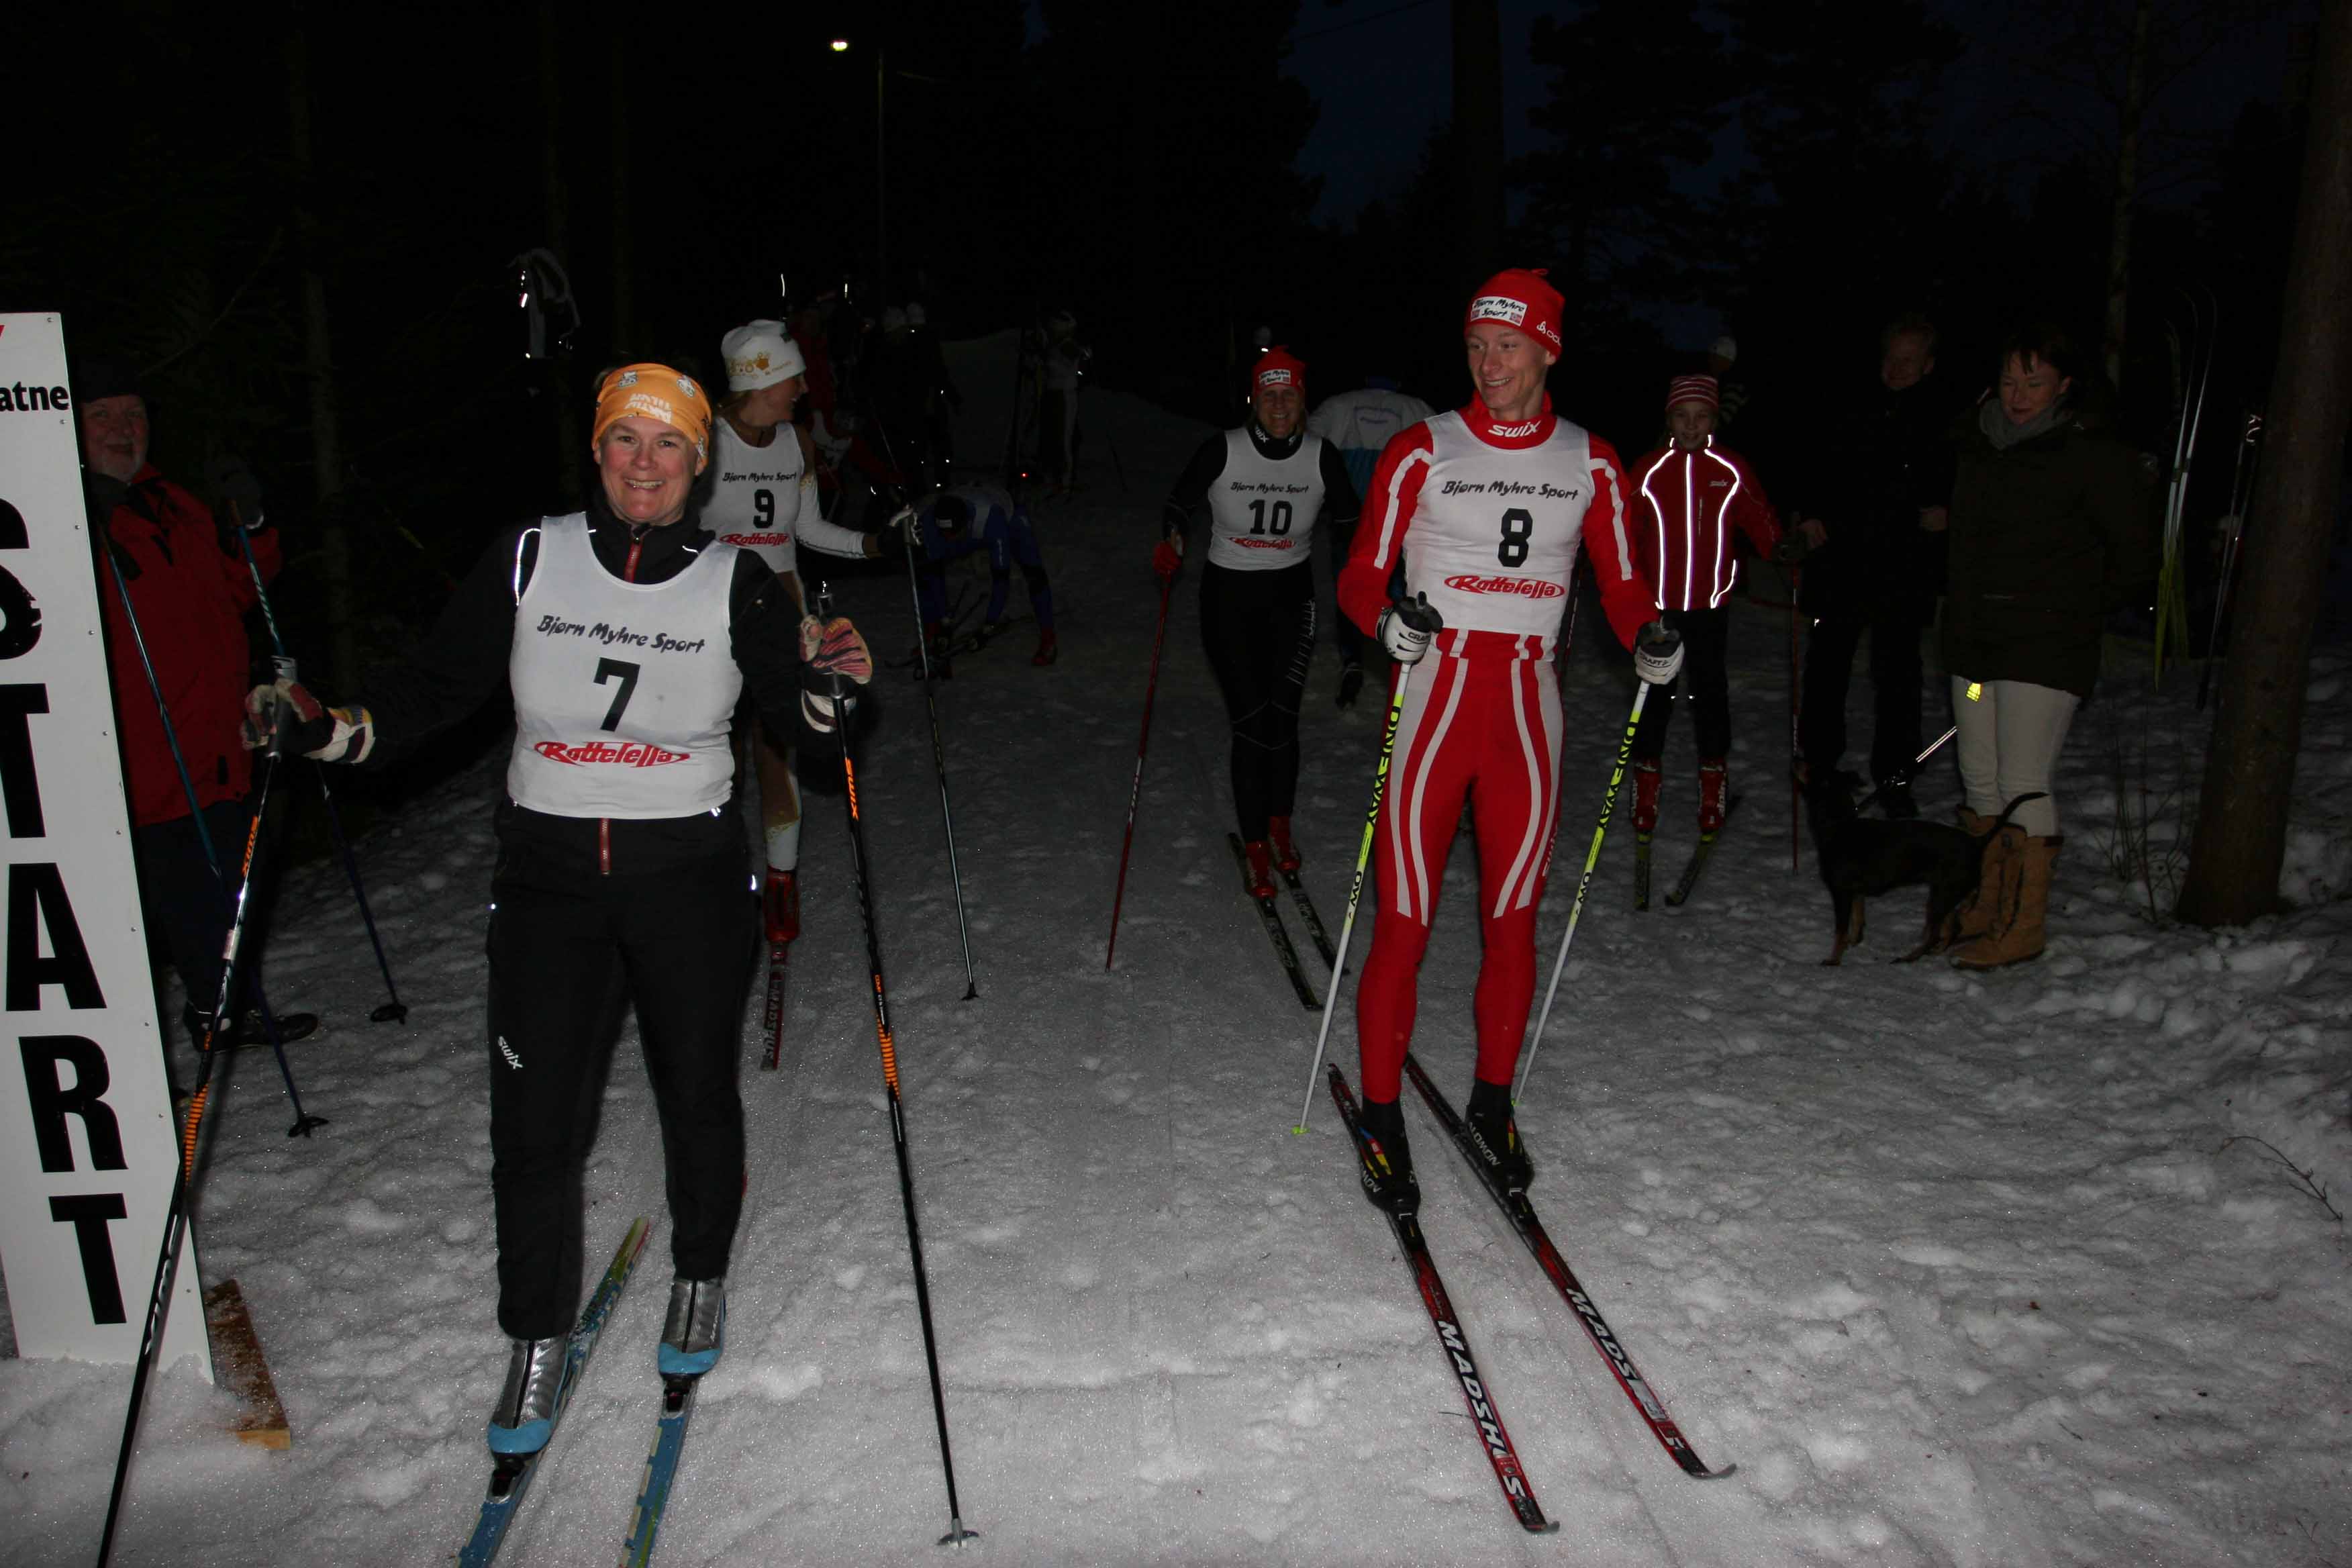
[0, 313, 208, 1375]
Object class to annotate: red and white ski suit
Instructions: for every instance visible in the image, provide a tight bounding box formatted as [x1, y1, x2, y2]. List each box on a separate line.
[1338, 396, 1657, 1103]
[1626, 436, 1781, 612]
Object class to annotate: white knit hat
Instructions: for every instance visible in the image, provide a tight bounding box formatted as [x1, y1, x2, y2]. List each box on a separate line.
[721, 320, 806, 392]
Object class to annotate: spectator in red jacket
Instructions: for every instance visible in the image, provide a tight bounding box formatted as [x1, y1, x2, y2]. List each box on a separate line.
[81, 358, 315, 1073]
[1626, 373, 1782, 838]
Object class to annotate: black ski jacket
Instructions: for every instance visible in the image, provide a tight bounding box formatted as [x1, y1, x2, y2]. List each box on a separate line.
[1795, 376, 1959, 614]
[1941, 404, 2157, 699]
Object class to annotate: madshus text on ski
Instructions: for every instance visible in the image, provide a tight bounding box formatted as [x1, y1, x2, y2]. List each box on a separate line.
[74, 220, 2157, 1556]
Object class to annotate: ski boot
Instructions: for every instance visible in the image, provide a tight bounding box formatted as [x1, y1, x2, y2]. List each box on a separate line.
[1465, 1078, 1533, 1191]
[763, 869, 799, 946]
[487, 1335, 568, 1455]
[658, 1277, 726, 1378]
[1031, 628, 1059, 667]
[1356, 1095, 1420, 1215]
[1336, 659, 1365, 709]
[1698, 758, 1729, 834]
[1241, 839, 1278, 902]
[1632, 759, 1664, 836]
[1267, 816, 1302, 874]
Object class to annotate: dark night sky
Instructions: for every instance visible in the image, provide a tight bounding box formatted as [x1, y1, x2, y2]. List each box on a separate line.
[1288, 1, 2306, 222]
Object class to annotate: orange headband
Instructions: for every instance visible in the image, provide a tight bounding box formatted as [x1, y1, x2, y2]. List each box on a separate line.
[593, 363, 713, 465]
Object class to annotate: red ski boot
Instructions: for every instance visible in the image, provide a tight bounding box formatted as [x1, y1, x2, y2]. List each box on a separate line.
[1267, 816, 1302, 873]
[1031, 628, 1059, 667]
[1698, 758, 1729, 834]
[763, 869, 800, 945]
[1242, 839, 1278, 901]
[1632, 758, 1663, 836]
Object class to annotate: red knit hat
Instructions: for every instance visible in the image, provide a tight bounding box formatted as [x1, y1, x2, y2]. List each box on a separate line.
[1665, 374, 1720, 411]
[1465, 268, 1565, 353]
[1253, 346, 1306, 395]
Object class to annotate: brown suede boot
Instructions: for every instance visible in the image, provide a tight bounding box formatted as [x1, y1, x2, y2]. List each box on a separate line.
[1950, 809, 2005, 943]
[1953, 834, 2061, 969]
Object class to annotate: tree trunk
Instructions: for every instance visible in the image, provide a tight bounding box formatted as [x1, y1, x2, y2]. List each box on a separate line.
[283, 6, 358, 687]
[2176, 0, 2352, 926]
[2102, 0, 2151, 395]
[607, 30, 634, 356]
[1451, 0, 1506, 287]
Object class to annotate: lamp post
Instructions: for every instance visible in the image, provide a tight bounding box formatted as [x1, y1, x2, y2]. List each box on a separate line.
[831, 38, 885, 293]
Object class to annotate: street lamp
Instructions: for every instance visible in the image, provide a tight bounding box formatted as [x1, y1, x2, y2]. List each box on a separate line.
[831, 38, 886, 293]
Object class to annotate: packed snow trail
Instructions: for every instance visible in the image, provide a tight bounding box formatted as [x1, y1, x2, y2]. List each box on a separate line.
[4, 381, 2349, 1566]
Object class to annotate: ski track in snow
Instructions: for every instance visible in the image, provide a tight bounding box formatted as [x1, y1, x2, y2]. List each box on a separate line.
[5, 379, 2350, 1566]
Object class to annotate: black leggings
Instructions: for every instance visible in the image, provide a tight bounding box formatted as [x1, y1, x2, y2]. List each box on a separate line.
[1801, 595, 1927, 785]
[1199, 561, 1315, 842]
[1632, 605, 1732, 762]
[485, 818, 756, 1338]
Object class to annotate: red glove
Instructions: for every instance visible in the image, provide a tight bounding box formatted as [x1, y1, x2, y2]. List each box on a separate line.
[1152, 537, 1183, 581]
[799, 616, 874, 685]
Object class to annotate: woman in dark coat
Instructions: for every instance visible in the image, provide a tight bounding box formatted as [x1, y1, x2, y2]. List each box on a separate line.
[1941, 324, 2154, 967]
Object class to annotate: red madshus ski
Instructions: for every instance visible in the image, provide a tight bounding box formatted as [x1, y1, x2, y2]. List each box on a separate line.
[1328, 1067, 1559, 1534]
[1230, 833, 1320, 1011]
[1404, 1055, 1734, 1480]
[1664, 793, 1743, 908]
[758, 943, 789, 1071]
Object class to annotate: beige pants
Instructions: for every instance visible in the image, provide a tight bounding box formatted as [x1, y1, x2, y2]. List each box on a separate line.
[1950, 677, 2076, 837]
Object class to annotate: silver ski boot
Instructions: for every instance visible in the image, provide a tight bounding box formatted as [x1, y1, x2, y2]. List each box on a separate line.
[658, 1277, 725, 1377]
[487, 1336, 568, 1455]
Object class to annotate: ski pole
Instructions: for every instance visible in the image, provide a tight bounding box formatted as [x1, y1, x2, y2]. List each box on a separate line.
[873, 422, 981, 1000]
[97, 699, 291, 1567]
[1104, 571, 1175, 970]
[1515, 681, 1649, 1104]
[99, 546, 321, 1136]
[899, 512, 981, 999]
[2198, 411, 2263, 712]
[1788, 564, 1802, 874]
[818, 590, 978, 1548]
[1291, 660, 1412, 1133]
[228, 505, 408, 1023]
[1851, 725, 1958, 816]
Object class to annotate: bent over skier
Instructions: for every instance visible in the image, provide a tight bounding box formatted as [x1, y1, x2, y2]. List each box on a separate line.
[1157, 347, 1359, 898]
[1338, 271, 1677, 1211]
[244, 364, 875, 1455]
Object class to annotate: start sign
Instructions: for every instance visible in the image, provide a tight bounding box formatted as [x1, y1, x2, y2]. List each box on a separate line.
[0, 313, 208, 1375]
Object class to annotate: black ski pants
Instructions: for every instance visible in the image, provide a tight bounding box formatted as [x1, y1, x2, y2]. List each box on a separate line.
[1199, 560, 1315, 843]
[1632, 606, 1733, 763]
[485, 815, 756, 1340]
[1801, 593, 1928, 787]
[132, 796, 281, 1037]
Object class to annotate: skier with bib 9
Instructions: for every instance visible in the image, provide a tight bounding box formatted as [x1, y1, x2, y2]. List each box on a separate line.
[705, 320, 888, 949]
[1338, 271, 1679, 1212]
[242, 362, 875, 1457]
[1156, 347, 1360, 897]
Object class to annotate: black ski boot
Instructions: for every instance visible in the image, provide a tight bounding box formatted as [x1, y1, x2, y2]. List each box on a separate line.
[1336, 659, 1365, 709]
[1465, 1078, 1533, 1192]
[1356, 1095, 1420, 1214]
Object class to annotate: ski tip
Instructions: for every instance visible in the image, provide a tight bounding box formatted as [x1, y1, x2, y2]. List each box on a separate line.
[1524, 1518, 1563, 1534]
[1691, 1460, 1738, 1481]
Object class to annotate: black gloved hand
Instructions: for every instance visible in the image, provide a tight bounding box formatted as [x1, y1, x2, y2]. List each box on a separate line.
[1771, 533, 1810, 566]
[206, 454, 266, 528]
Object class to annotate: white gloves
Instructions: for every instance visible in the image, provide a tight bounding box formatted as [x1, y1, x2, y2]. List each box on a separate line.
[1634, 621, 1684, 686]
[1377, 593, 1444, 665]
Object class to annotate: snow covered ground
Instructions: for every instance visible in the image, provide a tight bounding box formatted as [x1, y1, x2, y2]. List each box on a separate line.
[6, 387, 2350, 1567]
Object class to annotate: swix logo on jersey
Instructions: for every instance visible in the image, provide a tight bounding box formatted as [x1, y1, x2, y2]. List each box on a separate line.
[1491, 420, 1542, 440]
[1468, 295, 1528, 328]
[497, 1035, 524, 1070]
[1445, 574, 1566, 599]
[716, 532, 789, 548]
[531, 739, 688, 767]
